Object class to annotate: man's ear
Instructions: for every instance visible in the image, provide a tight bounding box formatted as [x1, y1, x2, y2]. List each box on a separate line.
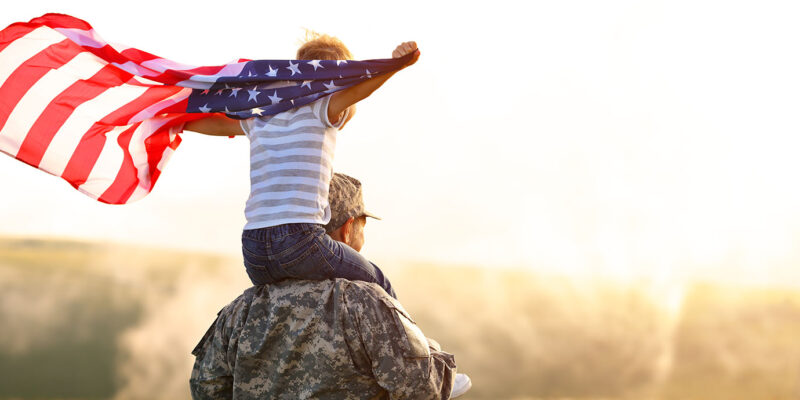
[341, 217, 355, 245]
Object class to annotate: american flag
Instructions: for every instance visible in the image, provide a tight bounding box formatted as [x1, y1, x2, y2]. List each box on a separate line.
[0, 13, 410, 204]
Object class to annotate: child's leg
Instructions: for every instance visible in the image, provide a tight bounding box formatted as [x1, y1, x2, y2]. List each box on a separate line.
[242, 224, 333, 285]
[312, 228, 397, 299]
[244, 223, 397, 298]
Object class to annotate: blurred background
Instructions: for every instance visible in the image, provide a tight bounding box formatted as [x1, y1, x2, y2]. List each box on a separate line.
[1, 0, 800, 399]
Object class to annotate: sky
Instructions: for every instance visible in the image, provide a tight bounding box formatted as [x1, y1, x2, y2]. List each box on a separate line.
[1, 0, 799, 286]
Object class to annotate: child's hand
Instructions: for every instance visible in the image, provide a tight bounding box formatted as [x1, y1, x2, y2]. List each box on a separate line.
[392, 41, 419, 67]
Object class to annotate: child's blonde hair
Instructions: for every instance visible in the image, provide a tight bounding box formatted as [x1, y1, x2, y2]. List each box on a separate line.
[297, 30, 353, 61]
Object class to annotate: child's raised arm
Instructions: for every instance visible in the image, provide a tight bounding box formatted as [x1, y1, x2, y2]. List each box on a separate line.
[184, 114, 245, 136]
[327, 41, 420, 125]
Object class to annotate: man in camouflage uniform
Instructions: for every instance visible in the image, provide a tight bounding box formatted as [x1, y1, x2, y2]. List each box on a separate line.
[190, 173, 461, 399]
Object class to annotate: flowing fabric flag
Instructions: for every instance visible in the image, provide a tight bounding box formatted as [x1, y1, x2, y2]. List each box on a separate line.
[0, 13, 410, 204]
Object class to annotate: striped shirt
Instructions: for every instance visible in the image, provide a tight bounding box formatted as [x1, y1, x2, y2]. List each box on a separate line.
[240, 96, 347, 230]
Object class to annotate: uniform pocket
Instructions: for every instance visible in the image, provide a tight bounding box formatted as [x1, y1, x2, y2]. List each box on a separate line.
[381, 297, 431, 359]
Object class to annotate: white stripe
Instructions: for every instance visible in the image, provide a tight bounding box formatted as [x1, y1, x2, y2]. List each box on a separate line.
[0, 51, 106, 158]
[53, 28, 106, 49]
[157, 146, 175, 172]
[140, 57, 197, 72]
[0, 26, 66, 89]
[111, 61, 159, 77]
[39, 77, 149, 175]
[250, 190, 320, 201]
[251, 133, 325, 146]
[251, 147, 332, 163]
[125, 116, 179, 202]
[250, 176, 328, 191]
[250, 162, 330, 178]
[245, 203, 321, 217]
[76, 125, 129, 198]
[175, 63, 246, 89]
[258, 119, 325, 133]
[128, 87, 192, 124]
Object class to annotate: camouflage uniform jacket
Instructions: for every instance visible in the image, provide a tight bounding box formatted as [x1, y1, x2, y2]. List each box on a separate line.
[190, 279, 457, 399]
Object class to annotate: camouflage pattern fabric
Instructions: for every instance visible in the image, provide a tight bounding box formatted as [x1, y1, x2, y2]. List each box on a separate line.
[324, 173, 380, 233]
[190, 279, 456, 399]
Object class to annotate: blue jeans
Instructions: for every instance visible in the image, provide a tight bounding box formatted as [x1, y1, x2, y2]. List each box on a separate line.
[242, 223, 397, 298]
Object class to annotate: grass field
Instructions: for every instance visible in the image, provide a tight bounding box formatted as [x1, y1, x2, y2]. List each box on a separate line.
[1, 237, 799, 399]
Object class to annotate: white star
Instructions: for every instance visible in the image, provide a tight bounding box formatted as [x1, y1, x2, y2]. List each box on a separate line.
[251, 107, 265, 116]
[229, 87, 241, 97]
[268, 90, 282, 104]
[266, 65, 278, 77]
[247, 71, 255, 77]
[198, 104, 211, 113]
[286, 60, 301, 76]
[361, 69, 373, 79]
[215, 88, 225, 95]
[201, 89, 210, 95]
[301, 80, 313, 90]
[323, 80, 341, 93]
[224, 106, 231, 113]
[247, 87, 260, 102]
[336, 60, 348, 66]
[307, 60, 324, 71]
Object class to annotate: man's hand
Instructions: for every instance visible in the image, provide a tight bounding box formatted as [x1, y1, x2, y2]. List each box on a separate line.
[393, 41, 420, 67]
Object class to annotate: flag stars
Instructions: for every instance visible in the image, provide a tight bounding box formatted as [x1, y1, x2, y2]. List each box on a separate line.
[251, 107, 265, 116]
[268, 90, 282, 104]
[286, 60, 301, 76]
[266, 65, 278, 77]
[361, 69, 373, 79]
[198, 104, 211, 113]
[247, 87, 261, 102]
[323, 80, 341, 93]
[336, 60, 348, 66]
[307, 60, 324, 71]
[201, 89, 210, 95]
[301, 80, 313, 90]
[229, 87, 241, 97]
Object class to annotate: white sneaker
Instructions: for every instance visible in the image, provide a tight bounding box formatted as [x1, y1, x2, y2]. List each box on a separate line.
[450, 373, 472, 398]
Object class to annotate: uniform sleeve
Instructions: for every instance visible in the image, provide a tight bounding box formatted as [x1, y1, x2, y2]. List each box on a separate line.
[189, 299, 244, 400]
[344, 284, 457, 400]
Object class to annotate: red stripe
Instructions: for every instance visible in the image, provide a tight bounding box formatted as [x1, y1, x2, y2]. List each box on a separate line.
[62, 85, 186, 196]
[99, 85, 185, 126]
[144, 128, 172, 191]
[97, 123, 140, 204]
[57, 67, 136, 186]
[118, 48, 227, 85]
[158, 98, 190, 115]
[60, 123, 115, 188]
[0, 22, 39, 52]
[0, 39, 82, 135]
[16, 65, 131, 168]
[29, 14, 93, 31]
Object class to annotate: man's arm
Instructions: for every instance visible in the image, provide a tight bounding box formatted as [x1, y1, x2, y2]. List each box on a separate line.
[344, 283, 456, 400]
[184, 114, 245, 136]
[327, 41, 420, 125]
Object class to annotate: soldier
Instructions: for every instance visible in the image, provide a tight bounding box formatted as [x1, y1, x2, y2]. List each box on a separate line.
[190, 173, 471, 399]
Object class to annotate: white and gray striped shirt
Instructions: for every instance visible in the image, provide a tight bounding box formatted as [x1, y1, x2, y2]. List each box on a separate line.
[240, 96, 348, 230]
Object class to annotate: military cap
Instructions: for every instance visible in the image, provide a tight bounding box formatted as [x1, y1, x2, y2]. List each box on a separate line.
[324, 172, 380, 232]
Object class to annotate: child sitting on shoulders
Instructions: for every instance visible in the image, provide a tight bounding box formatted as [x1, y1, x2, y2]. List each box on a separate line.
[185, 33, 419, 298]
